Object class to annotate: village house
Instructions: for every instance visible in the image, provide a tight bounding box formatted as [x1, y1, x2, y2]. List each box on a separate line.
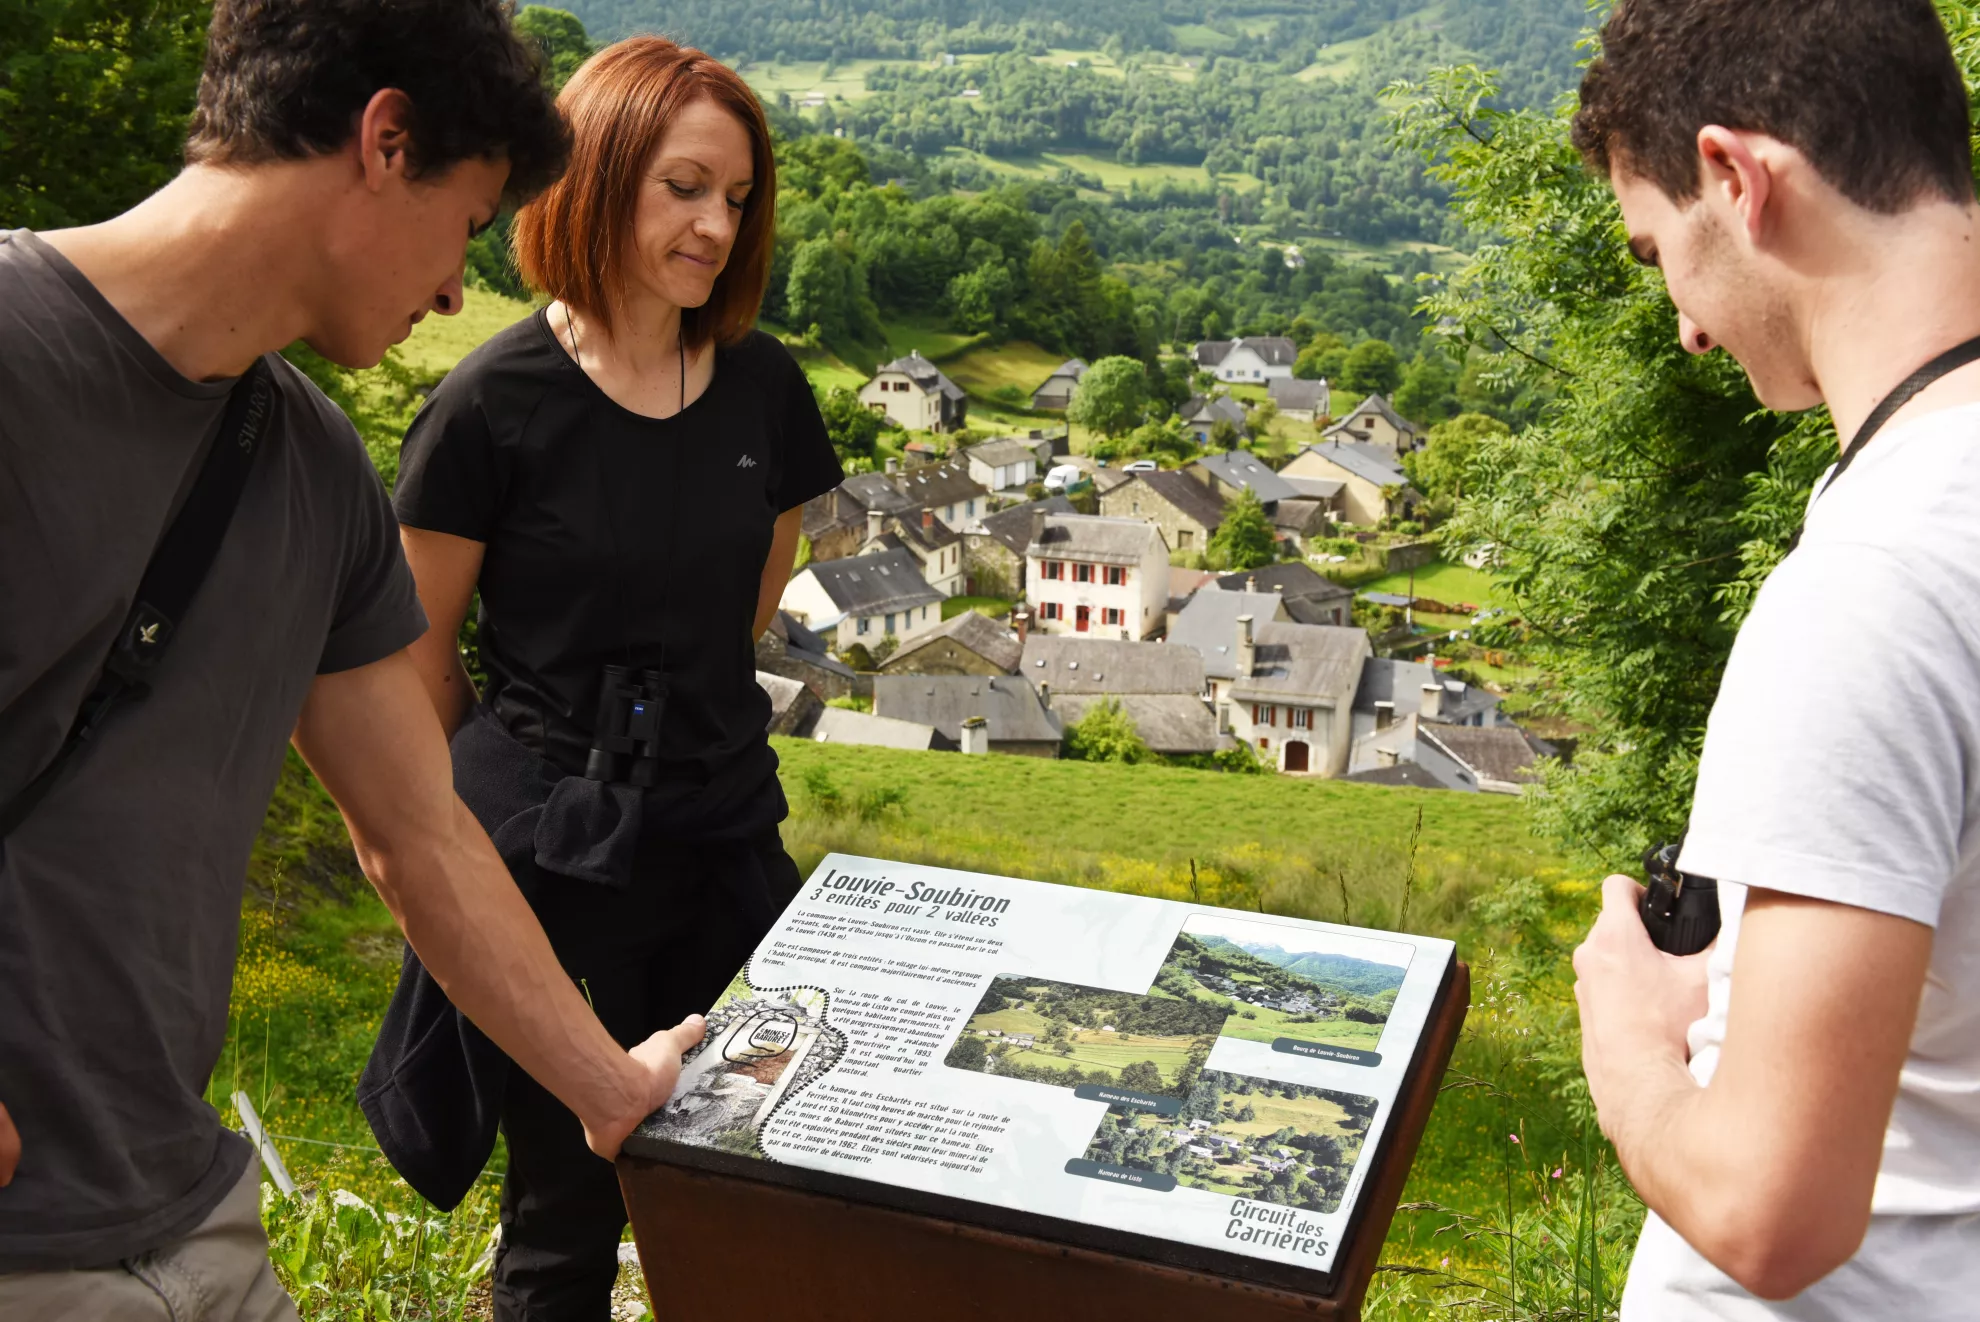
[1189, 449, 1302, 508]
[1349, 657, 1507, 778]
[1098, 469, 1225, 558]
[1025, 513, 1170, 640]
[755, 670, 823, 738]
[779, 546, 946, 653]
[1215, 564, 1354, 627]
[960, 436, 1039, 495]
[1417, 723, 1549, 795]
[1322, 393, 1423, 455]
[1283, 439, 1418, 527]
[873, 674, 1063, 756]
[1169, 590, 1369, 774]
[1192, 336, 1298, 383]
[756, 609, 862, 704]
[1268, 377, 1332, 424]
[858, 350, 968, 433]
[859, 506, 965, 597]
[959, 493, 1073, 598]
[893, 455, 992, 530]
[1178, 393, 1250, 445]
[1166, 566, 1219, 635]
[1018, 635, 1218, 757]
[1029, 358, 1087, 410]
[801, 471, 916, 564]
[878, 609, 1022, 677]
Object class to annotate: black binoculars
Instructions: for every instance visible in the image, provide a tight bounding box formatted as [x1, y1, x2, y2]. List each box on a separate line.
[1639, 838, 1721, 956]
[584, 664, 667, 786]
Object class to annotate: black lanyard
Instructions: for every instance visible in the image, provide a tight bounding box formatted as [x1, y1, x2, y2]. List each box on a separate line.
[1791, 334, 1980, 550]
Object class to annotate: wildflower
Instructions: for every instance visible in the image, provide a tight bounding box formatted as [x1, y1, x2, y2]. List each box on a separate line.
[1552, 1167, 1562, 1179]
[1441, 1256, 1451, 1269]
[1509, 1134, 1520, 1144]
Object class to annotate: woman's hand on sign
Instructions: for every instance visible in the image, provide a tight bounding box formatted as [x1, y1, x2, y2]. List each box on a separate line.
[583, 1014, 708, 1161]
[0, 1099, 19, 1186]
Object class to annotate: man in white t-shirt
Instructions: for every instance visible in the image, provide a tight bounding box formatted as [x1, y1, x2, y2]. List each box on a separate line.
[1567, 2, 1980, 1318]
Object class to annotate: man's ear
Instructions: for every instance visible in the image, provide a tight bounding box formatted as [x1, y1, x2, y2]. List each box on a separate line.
[356, 88, 417, 193]
[1696, 125, 1774, 247]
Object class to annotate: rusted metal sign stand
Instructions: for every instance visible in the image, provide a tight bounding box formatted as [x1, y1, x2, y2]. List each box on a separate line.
[623, 962, 1469, 1322]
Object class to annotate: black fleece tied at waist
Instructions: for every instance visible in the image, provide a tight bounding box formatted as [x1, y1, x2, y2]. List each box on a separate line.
[356, 706, 782, 1210]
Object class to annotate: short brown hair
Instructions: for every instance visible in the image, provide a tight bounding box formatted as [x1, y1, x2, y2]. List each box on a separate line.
[513, 37, 776, 348]
[1574, 0, 1973, 214]
[188, 0, 568, 204]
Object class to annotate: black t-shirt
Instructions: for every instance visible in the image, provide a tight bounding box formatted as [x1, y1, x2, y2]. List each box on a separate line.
[395, 313, 841, 832]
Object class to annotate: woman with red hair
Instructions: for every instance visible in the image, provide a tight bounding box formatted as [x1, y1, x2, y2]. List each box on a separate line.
[382, 38, 840, 1319]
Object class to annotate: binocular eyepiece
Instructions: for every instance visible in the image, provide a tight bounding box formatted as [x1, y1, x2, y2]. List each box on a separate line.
[1639, 838, 1721, 956]
[585, 664, 667, 787]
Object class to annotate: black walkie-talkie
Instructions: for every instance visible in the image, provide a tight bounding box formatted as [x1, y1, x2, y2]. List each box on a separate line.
[1639, 838, 1721, 956]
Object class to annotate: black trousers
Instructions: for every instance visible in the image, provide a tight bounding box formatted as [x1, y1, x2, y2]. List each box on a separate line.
[491, 830, 800, 1322]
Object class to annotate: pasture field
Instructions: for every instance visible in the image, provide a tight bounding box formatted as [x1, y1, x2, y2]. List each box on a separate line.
[1362, 560, 1510, 612]
[880, 315, 986, 363]
[739, 56, 896, 104]
[996, 1032, 1201, 1080]
[397, 288, 536, 381]
[1216, 1090, 1359, 1140]
[1220, 1005, 1387, 1049]
[969, 1006, 1048, 1035]
[941, 339, 1084, 400]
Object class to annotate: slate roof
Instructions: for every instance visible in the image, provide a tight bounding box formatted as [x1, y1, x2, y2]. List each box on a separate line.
[1051, 693, 1219, 755]
[1126, 469, 1226, 530]
[773, 609, 830, 657]
[969, 494, 1075, 555]
[1229, 621, 1371, 706]
[1019, 636, 1206, 695]
[1193, 337, 1297, 368]
[1270, 499, 1332, 538]
[1091, 467, 1135, 493]
[800, 546, 944, 617]
[875, 350, 965, 401]
[964, 437, 1038, 469]
[1043, 358, 1087, 381]
[1192, 451, 1302, 505]
[1341, 762, 1450, 790]
[866, 508, 961, 557]
[895, 457, 989, 512]
[1419, 723, 1544, 785]
[1268, 378, 1331, 413]
[803, 474, 915, 541]
[1282, 474, 1345, 501]
[1027, 514, 1167, 566]
[886, 609, 1023, 674]
[873, 675, 1064, 745]
[1168, 590, 1291, 681]
[1181, 395, 1249, 430]
[810, 707, 950, 751]
[1167, 566, 1218, 613]
[1353, 658, 1503, 726]
[1216, 563, 1353, 608]
[1302, 439, 1409, 487]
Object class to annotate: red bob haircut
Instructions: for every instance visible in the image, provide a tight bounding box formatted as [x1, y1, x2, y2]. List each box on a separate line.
[513, 37, 776, 348]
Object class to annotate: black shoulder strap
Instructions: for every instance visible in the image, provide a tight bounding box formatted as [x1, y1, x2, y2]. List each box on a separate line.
[0, 358, 277, 839]
[1790, 334, 1980, 551]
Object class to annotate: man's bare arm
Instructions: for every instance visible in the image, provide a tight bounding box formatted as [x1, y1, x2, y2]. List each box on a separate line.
[293, 649, 702, 1158]
[1575, 877, 1930, 1298]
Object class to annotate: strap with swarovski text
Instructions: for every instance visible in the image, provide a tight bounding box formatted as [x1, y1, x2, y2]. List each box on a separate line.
[0, 357, 277, 839]
[1790, 334, 1980, 551]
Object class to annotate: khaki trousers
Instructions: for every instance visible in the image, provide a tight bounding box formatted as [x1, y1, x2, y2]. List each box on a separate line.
[0, 1161, 298, 1322]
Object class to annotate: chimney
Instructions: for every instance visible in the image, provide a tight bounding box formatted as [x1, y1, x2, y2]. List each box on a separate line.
[960, 716, 989, 755]
[1377, 747, 1400, 768]
[1038, 681, 1050, 710]
[1374, 700, 1395, 731]
[1235, 614, 1255, 678]
[885, 456, 900, 475]
[867, 508, 884, 542]
[1245, 574, 1257, 592]
[922, 508, 934, 531]
[1420, 683, 1443, 722]
[1013, 609, 1031, 644]
[1029, 509, 1048, 553]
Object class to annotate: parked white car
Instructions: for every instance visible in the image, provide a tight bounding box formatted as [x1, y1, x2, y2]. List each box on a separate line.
[1042, 463, 1084, 491]
[1122, 459, 1158, 472]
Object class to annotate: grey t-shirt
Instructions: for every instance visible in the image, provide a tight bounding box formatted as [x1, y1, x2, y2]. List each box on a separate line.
[0, 231, 428, 1270]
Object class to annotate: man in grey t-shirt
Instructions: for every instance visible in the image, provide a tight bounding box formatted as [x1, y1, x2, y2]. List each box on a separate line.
[0, 3, 706, 1314]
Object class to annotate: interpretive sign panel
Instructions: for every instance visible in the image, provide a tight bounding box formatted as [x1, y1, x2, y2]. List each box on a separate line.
[622, 853, 1457, 1294]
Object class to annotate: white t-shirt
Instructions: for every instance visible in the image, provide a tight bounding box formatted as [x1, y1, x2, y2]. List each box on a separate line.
[1623, 404, 1980, 1319]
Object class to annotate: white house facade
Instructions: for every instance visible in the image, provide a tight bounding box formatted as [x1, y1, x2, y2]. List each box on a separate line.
[1193, 337, 1298, 384]
[1023, 514, 1169, 639]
